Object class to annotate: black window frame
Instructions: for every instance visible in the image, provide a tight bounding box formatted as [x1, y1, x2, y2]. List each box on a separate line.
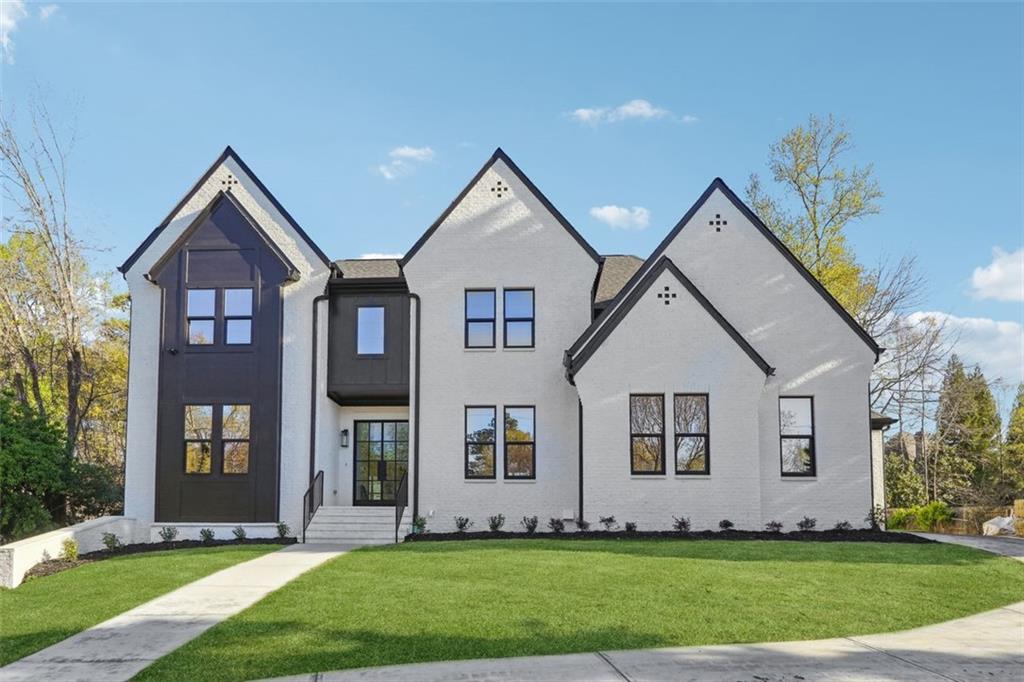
[223, 287, 254, 346]
[355, 305, 387, 356]
[503, 288, 535, 349]
[183, 403, 214, 475]
[779, 396, 816, 477]
[674, 393, 710, 475]
[503, 405, 536, 480]
[464, 289, 496, 349]
[464, 405, 497, 479]
[629, 393, 665, 475]
[221, 403, 252, 475]
[185, 288, 217, 346]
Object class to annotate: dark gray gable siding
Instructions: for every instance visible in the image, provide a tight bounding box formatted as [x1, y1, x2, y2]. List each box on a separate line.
[119, 146, 331, 275]
[567, 177, 881, 362]
[399, 148, 601, 268]
[567, 255, 774, 379]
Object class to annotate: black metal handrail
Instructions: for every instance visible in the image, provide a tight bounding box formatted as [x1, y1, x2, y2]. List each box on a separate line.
[302, 470, 324, 542]
[395, 472, 409, 543]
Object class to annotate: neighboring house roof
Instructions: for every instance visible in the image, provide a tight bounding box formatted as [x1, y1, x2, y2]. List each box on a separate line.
[871, 411, 898, 429]
[400, 147, 601, 268]
[567, 255, 774, 379]
[118, 146, 331, 275]
[594, 255, 644, 306]
[333, 258, 402, 279]
[568, 177, 882, 362]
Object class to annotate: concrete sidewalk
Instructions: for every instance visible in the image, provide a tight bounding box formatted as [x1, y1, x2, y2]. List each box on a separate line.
[0, 543, 352, 682]
[265, 601, 1024, 681]
[909, 532, 1024, 561]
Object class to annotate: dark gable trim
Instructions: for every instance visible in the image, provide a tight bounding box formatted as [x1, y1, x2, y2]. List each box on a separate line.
[119, 145, 331, 275]
[568, 256, 774, 379]
[567, 177, 881, 361]
[399, 148, 601, 268]
[146, 191, 300, 281]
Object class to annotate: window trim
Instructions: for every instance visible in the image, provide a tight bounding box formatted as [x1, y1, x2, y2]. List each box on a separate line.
[674, 393, 710, 475]
[503, 405, 536, 480]
[629, 393, 665, 475]
[185, 287, 217, 346]
[779, 396, 816, 477]
[465, 289, 496, 349]
[464, 405, 497, 479]
[223, 287, 254, 346]
[503, 288, 535, 349]
[355, 305, 387, 356]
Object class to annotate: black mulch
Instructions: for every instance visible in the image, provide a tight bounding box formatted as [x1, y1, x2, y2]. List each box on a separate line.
[403, 528, 933, 544]
[22, 537, 296, 581]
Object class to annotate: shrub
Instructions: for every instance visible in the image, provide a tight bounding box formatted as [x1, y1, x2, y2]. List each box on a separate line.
[865, 505, 885, 530]
[599, 515, 618, 531]
[547, 518, 565, 533]
[101, 532, 121, 551]
[232, 526, 247, 541]
[672, 516, 691, 532]
[487, 514, 506, 532]
[718, 519, 734, 530]
[59, 538, 78, 561]
[412, 515, 428, 534]
[765, 520, 783, 533]
[624, 521, 637, 533]
[833, 520, 853, 531]
[575, 518, 590, 531]
[887, 507, 916, 530]
[915, 501, 953, 531]
[200, 528, 215, 544]
[158, 526, 179, 542]
[276, 522, 291, 539]
[797, 516, 817, 531]
[521, 515, 539, 534]
[454, 516, 472, 532]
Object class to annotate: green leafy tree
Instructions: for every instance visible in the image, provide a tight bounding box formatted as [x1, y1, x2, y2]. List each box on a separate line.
[883, 449, 926, 508]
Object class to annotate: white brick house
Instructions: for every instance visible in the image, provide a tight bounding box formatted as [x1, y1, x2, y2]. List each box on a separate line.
[112, 145, 889, 543]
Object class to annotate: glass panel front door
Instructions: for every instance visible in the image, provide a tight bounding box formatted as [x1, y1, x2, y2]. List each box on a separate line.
[353, 420, 409, 505]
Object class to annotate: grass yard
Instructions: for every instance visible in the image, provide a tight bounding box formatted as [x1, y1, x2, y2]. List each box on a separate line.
[0, 544, 279, 666]
[137, 539, 1024, 681]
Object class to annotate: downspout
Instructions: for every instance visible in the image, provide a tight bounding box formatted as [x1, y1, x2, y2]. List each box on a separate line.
[308, 291, 330, 485]
[409, 293, 422, 522]
[578, 398, 584, 522]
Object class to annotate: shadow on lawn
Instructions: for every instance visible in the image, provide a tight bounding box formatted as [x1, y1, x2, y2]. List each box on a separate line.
[366, 537, 1007, 567]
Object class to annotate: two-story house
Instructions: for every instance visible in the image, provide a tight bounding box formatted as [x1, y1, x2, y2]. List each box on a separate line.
[116, 146, 887, 544]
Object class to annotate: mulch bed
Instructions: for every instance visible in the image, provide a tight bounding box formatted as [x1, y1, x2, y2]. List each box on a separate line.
[403, 528, 934, 544]
[23, 537, 296, 581]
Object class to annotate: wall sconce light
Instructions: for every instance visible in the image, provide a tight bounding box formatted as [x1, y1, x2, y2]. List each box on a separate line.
[340, 429, 350, 448]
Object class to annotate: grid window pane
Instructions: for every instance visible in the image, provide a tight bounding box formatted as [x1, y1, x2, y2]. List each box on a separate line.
[504, 290, 533, 318]
[184, 405, 213, 440]
[185, 441, 212, 474]
[630, 395, 663, 434]
[466, 443, 495, 477]
[189, 319, 215, 345]
[225, 319, 251, 344]
[466, 291, 495, 319]
[505, 321, 533, 347]
[676, 436, 707, 473]
[224, 289, 253, 316]
[780, 398, 813, 435]
[506, 443, 534, 477]
[357, 306, 385, 354]
[466, 408, 496, 442]
[223, 442, 249, 474]
[467, 322, 494, 347]
[631, 436, 663, 472]
[782, 438, 814, 474]
[187, 289, 215, 317]
[674, 395, 708, 434]
[504, 408, 534, 442]
[222, 405, 250, 439]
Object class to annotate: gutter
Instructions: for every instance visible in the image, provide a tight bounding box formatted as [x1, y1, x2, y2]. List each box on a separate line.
[308, 290, 330, 485]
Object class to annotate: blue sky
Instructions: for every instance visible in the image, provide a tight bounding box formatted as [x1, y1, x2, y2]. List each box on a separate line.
[3, 2, 1022, 399]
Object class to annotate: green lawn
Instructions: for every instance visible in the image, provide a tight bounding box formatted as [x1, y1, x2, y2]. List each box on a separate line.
[0, 544, 279, 666]
[137, 539, 1024, 681]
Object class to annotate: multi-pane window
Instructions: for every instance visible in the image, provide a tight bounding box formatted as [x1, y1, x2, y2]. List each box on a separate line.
[221, 404, 251, 474]
[630, 394, 664, 474]
[465, 406, 496, 478]
[504, 406, 535, 479]
[674, 394, 709, 474]
[780, 397, 815, 476]
[186, 289, 216, 345]
[357, 306, 385, 355]
[184, 404, 213, 473]
[465, 290, 496, 348]
[503, 289, 535, 348]
[224, 289, 253, 345]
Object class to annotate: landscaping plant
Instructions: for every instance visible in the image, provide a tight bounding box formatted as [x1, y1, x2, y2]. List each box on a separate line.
[797, 516, 817, 531]
[232, 526, 247, 541]
[599, 515, 618, 531]
[454, 516, 472, 532]
[521, 516, 539, 534]
[200, 528, 215, 544]
[624, 521, 638, 533]
[487, 514, 505, 532]
[718, 519, 734, 530]
[672, 516, 691, 532]
[101, 532, 121, 551]
[412, 516, 428, 534]
[276, 522, 291, 539]
[833, 520, 853, 531]
[547, 518, 565, 533]
[158, 526, 179, 542]
[59, 538, 78, 561]
[765, 520, 783, 533]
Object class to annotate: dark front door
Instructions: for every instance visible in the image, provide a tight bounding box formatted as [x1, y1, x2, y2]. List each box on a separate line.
[353, 420, 409, 505]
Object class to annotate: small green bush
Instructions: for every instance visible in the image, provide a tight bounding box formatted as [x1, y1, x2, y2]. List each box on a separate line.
[412, 515, 428, 534]
[487, 514, 505, 532]
[915, 501, 953, 531]
[276, 522, 291, 539]
[232, 526, 247, 541]
[672, 516, 691, 532]
[887, 507, 916, 529]
[765, 520, 783, 533]
[158, 526, 179, 542]
[200, 528, 215, 544]
[624, 521, 638, 533]
[718, 519, 734, 530]
[547, 518, 565, 533]
[797, 516, 817, 531]
[833, 520, 853, 531]
[59, 538, 78, 561]
[520, 515, 538, 534]
[454, 516, 472, 532]
[101, 532, 121, 551]
[599, 515, 618, 531]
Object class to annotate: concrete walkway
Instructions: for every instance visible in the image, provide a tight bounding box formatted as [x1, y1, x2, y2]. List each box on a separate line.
[0, 543, 352, 682]
[264, 602, 1024, 682]
[909, 532, 1024, 561]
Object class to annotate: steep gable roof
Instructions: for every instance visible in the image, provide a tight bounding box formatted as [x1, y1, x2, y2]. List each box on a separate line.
[567, 256, 774, 379]
[594, 255, 644, 306]
[118, 145, 330, 275]
[399, 147, 601, 268]
[568, 177, 882, 361]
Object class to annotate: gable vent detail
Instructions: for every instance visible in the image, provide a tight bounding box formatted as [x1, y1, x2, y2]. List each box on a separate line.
[221, 174, 239, 191]
[656, 285, 677, 305]
[709, 213, 727, 232]
[490, 180, 510, 198]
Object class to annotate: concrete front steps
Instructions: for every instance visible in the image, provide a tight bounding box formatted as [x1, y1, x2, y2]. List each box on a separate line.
[304, 506, 410, 545]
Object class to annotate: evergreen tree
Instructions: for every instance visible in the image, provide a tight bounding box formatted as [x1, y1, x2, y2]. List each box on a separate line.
[998, 383, 1024, 500]
[933, 356, 977, 503]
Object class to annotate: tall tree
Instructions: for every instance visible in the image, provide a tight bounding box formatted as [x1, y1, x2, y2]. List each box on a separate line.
[1001, 383, 1024, 498]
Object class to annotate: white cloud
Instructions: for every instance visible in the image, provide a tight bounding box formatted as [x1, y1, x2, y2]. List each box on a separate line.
[1, 0, 28, 63]
[377, 145, 435, 180]
[359, 253, 404, 259]
[568, 99, 696, 126]
[39, 4, 58, 20]
[971, 247, 1023, 302]
[589, 205, 650, 230]
[907, 311, 1023, 387]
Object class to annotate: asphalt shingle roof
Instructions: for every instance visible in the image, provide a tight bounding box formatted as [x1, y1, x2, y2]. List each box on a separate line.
[333, 259, 402, 279]
[595, 255, 644, 305]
